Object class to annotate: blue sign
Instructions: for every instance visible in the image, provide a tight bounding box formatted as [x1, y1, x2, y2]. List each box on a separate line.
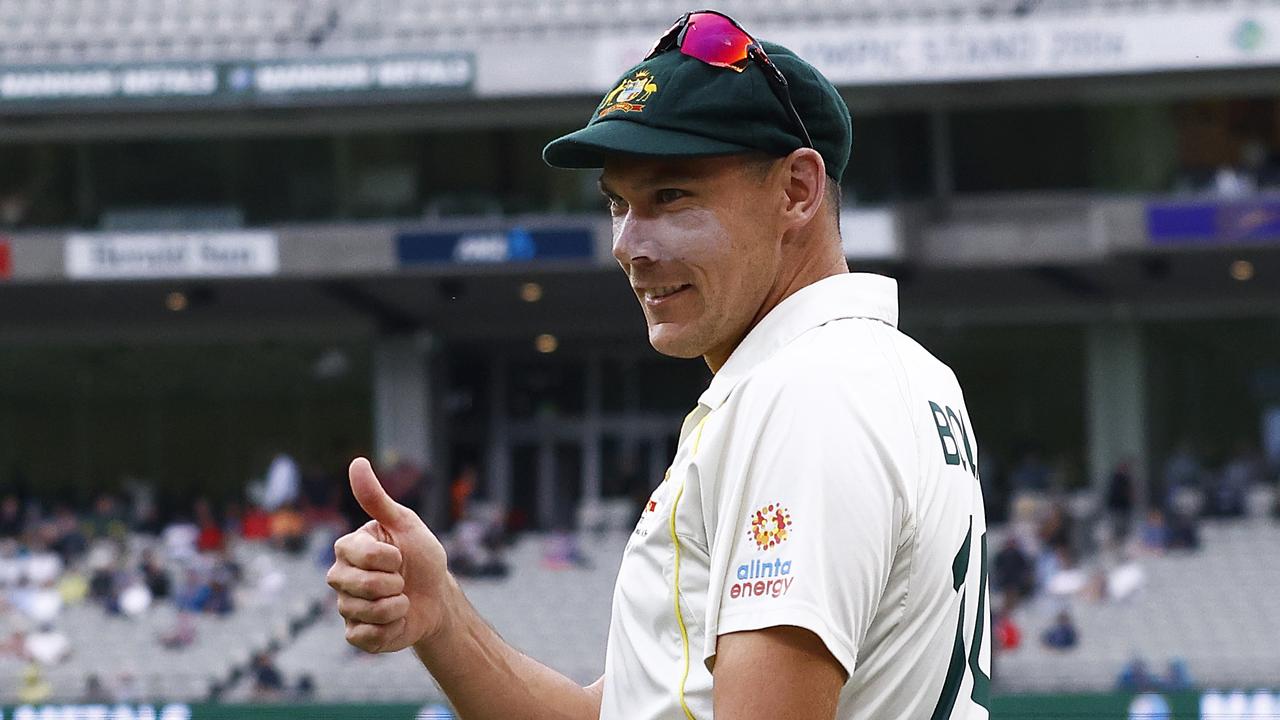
[1148, 200, 1280, 246]
[397, 226, 595, 265]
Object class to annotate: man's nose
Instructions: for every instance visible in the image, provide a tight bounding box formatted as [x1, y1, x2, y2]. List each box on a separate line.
[611, 212, 655, 267]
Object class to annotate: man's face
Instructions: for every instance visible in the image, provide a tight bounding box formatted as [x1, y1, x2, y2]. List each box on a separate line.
[601, 154, 784, 365]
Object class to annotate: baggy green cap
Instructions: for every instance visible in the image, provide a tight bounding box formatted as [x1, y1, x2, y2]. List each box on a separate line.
[543, 38, 852, 180]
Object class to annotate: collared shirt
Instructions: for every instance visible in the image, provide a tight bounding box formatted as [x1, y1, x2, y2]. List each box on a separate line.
[599, 273, 991, 720]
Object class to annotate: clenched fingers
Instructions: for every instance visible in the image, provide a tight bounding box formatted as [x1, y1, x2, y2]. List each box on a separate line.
[326, 564, 405, 600]
[334, 530, 403, 572]
[345, 616, 408, 653]
[337, 593, 410, 625]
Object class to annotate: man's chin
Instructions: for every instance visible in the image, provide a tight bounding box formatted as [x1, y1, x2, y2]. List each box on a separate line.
[647, 325, 705, 359]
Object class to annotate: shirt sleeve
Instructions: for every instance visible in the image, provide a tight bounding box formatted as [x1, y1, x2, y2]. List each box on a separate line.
[700, 360, 912, 680]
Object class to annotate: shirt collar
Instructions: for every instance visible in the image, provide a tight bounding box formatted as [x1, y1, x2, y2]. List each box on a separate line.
[696, 272, 899, 410]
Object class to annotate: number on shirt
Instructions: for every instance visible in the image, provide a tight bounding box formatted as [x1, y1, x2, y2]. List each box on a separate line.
[930, 518, 990, 719]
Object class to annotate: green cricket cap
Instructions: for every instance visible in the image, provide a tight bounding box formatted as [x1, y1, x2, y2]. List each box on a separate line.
[542, 39, 852, 181]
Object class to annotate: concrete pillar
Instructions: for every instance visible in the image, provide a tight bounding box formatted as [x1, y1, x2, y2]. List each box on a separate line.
[1086, 320, 1149, 512]
[581, 353, 603, 505]
[486, 355, 512, 512]
[373, 333, 435, 502]
[930, 108, 954, 212]
[537, 436, 556, 530]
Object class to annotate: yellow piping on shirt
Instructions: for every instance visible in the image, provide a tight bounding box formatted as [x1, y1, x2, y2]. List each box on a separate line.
[670, 414, 708, 720]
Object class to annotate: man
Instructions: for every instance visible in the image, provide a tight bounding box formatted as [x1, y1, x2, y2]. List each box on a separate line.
[327, 10, 990, 719]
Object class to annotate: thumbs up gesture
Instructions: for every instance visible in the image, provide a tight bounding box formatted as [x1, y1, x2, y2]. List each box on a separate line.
[327, 457, 450, 653]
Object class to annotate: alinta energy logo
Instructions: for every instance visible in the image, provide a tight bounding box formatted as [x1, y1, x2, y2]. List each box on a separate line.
[749, 502, 792, 551]
[730, 503, 797, 600]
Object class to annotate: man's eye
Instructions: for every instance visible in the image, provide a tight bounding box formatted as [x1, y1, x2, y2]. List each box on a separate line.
[655, 188, 684, 204]
[606, 195, 627, 213]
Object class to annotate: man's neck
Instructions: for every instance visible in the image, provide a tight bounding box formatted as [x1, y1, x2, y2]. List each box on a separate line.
[704, 237, 848, 373]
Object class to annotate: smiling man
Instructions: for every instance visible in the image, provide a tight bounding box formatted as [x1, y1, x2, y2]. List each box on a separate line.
[327, 10, 990, 720]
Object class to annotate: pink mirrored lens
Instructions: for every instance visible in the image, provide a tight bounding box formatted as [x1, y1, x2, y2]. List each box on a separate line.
[680, 12, 752, 69]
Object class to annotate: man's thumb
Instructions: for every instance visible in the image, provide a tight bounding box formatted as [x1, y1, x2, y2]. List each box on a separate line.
[349, 457, 407, 528]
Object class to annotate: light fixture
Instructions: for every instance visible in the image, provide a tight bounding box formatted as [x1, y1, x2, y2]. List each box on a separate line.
[1230, 259, 1255, 282]
[165, 291, 189, 312]
[520, 282, 544, 303]
[535, 334, 558, 354]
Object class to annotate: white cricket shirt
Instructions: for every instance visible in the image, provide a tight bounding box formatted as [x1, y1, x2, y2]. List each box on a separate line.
[599, 273, 991, 720]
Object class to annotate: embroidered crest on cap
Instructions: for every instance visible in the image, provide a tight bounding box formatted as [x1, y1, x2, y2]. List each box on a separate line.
[596, 70, 659, 118]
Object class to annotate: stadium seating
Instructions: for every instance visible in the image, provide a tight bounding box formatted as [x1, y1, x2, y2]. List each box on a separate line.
[3, 514, 1277, 701]
[997, 517, 1280, 693]
[228, 529, 627, 701]
[0, 535, 331, 702]
[216, 516, 1280, 700]
[0, 0, 1271, 67]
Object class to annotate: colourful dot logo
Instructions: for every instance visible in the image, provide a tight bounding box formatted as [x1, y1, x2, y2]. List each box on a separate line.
[749, 503, 792, 551]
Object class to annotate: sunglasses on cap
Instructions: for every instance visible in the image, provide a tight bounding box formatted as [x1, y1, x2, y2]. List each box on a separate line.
[644, 10, 814, 150]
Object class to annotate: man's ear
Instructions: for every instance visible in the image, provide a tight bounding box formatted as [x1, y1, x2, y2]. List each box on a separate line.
[780, 148, 827, 233]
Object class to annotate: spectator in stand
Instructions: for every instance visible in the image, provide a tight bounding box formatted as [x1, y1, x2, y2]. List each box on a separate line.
[173, 566, 208, 613]
[140, 549, 170, 601]
[82, 673, 111, 703]
[18, 664, 52, 704]
[1165, 506, 1200, 551]
[251, 651, 287, 701]
[44, 505, 88, 563]
[0, 495, 25, 538]
[1009, 448, 1051, 495]
[117, 575, 152, 617]
[543, 529, 591, 570]
[1106, 461, 1137, 540]
[1116, 656, 1158, 692]
[1041, 609, 1079, 651]
[1162, 440, 1205, 506]
[1137, 509, 1171, 556]
[122, 477, 160, 534]
[25, 622, 70, 665]
[113, 670, 141, 703]
[294, 674, 316, 702]
[270, 502, 307, 555]
[993, 597, 1022, 652]
[994, 536, 1035, 606]
[205, 577, 234, 615]
[84, 494, 127, 543]
[1213, 441, 1263, 517]
[1164, 659, 1193, 691]
[194, 499, 225, 554]
[241, 503, 273, 541]
[451, 465, 479, 526]
[157, 610, 197, 650]
[0, 629, 26, 658]
[162, 514, 199, 562]
[87, 555, 122, 614]
[221, 501, 243, 538]
[262, 450, 301, 512]
[448, 505, 509, 579]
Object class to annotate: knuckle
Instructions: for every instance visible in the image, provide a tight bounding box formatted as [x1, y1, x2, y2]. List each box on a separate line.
[336, 595, 357, 617]
[356, 574, 382, 598]
[373, 595, 406, 623]
[334, 533, 353, 556]
[356, 546, 380, 568]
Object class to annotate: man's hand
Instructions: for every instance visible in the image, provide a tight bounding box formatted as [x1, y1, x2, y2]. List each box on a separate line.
[327, 457, 450, 653]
